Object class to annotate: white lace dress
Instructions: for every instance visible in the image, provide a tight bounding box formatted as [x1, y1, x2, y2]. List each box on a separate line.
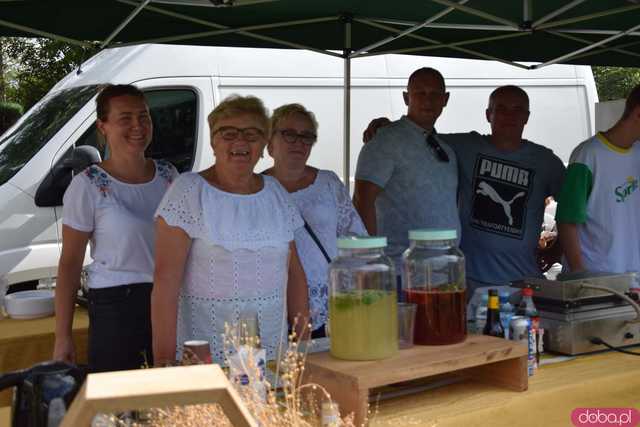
[155, 173, 303, 363]
[290, 170, 367, 331]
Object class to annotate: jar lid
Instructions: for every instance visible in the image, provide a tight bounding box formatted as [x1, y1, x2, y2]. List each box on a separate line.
[409, 229, 457, 241]
[337, 236, 387, 249]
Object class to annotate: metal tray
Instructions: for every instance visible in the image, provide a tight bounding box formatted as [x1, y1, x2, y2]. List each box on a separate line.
[510, 272, 635, 302]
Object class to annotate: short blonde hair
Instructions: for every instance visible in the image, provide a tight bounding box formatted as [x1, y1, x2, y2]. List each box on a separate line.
[270, 103, 319, 137]
[208, 94, 270, 134]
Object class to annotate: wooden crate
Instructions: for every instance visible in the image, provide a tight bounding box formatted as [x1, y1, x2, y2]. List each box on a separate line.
[303, 335, 528, 426]
[61, 364, 256, 427]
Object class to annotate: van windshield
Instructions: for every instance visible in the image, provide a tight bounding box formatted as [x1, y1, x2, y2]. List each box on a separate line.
[0, 85, 99, 186]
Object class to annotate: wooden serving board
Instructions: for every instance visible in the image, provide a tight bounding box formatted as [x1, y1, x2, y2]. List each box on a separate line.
[303, 334, 528, 426]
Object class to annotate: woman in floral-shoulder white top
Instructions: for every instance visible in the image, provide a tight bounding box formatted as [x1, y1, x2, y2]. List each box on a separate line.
[152, 95, 310, 365]
[54, 84, 178, 373]
[264, 104, 367, 338]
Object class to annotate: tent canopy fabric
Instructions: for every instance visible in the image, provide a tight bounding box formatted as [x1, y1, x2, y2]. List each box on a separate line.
[2, 0, 638, 187]
[1, 0, 640, 68]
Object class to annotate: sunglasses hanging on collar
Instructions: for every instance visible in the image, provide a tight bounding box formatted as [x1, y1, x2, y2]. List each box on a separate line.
[426, 132, 449, 163]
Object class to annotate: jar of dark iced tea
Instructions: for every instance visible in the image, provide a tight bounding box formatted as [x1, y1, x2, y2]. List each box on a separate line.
[402, 229, 466, 345]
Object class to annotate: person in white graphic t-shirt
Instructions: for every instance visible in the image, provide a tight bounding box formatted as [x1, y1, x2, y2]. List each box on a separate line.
[556, 84, 640, 275]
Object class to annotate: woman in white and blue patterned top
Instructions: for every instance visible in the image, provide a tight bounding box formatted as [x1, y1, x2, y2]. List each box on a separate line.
[54, 84, 178, 372]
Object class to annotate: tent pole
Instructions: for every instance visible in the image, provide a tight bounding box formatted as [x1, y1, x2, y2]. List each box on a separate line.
[354, 18, 529, 69]
[351, 0, 469, 57]
[363, 16, 514, 31]
[532, 0, 587, 28]
[554, 28, 640, 37]
[365, 22, 517, 32]
[536, 4, 640, 31]
[0, 19, 90, 47]
[547, 30, 640, 60]
[358, 31, 528, 57]
[430, 0, 519, 29]
[343, 17, 352, 193]
[561, 39, 640, 63]
[100, 0, 150, 48]
[534, 21, 640, 69]
[116, 1, 341, 57]
[522, 0, 532, 27]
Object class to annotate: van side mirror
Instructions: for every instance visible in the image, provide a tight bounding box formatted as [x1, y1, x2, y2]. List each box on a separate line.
[35, 146, 102, 207]
[63, 146, 102, 174]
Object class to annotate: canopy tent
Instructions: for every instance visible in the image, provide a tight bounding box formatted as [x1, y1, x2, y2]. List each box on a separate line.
[2, 0, 640, 187]
[2, 0, 640, 67]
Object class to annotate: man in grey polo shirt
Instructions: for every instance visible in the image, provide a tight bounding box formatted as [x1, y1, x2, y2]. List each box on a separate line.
[353, 67, 460, 274]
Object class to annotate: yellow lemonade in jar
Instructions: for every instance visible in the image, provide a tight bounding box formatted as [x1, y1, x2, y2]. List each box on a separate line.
[329, 290, 398, 360]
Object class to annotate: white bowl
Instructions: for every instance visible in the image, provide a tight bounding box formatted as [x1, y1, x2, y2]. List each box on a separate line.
[5, 290, 55, 319]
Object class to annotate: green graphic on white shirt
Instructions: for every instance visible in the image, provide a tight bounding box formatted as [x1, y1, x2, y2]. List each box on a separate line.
[614, 176, 639, 203]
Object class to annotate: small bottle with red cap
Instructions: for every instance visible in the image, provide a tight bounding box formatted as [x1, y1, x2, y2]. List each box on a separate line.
[516, 287, 541, 374]
[516, 288, 538, 318]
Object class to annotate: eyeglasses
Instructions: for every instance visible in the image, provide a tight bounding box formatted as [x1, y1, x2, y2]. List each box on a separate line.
[426, 132, 449, 163]
[274, 128, 317, 146]
[212, 126, 265, 142]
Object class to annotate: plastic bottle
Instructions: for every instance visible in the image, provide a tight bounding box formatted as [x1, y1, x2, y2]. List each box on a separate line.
[516, 287, 540, 374]
[499, 291, 514, 339]
[0, 275, 7, 317]
[483, 289, 505, 338]
[321, 401, 341, 426]
[516, 288, 538, 317]
[474, 293, 489, 333]
[47, 397, 66, 427]
[229, 313, 267, 401]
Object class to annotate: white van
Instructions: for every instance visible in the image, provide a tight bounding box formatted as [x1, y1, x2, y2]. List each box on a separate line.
[0, 43, 597, 286]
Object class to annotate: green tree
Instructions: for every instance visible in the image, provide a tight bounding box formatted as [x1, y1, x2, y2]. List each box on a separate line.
[0, 39, 5, 102]
[592, 66, 640, 101]
[1, 37, 99, 110]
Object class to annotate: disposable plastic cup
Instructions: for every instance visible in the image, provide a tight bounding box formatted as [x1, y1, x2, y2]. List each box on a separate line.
[238, 312, 260, 347]
[0, 276, 8, 317]
[182, 340, 212, 364]
[397, 302, 417, 349]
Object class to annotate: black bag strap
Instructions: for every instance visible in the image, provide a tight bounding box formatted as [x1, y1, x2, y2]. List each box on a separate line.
[303, 220, 332, 264]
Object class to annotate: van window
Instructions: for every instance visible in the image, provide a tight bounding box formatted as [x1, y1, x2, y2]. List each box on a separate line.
[145, 89, 198, 172]
[75, 88, 197, 173]
[0, 85, 99, 186]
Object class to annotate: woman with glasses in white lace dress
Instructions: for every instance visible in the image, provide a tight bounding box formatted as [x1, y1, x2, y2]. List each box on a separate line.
[264, 104, 367, 339]
[152, 95, 309, 365]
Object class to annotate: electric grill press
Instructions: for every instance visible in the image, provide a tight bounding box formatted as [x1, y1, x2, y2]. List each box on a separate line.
[511, 273, 640, 355]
